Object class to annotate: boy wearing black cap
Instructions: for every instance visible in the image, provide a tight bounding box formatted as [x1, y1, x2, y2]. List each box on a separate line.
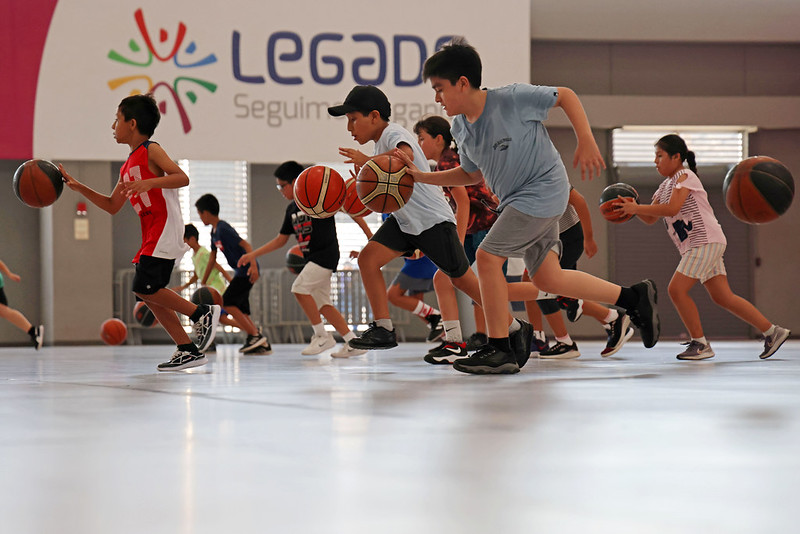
[328, 86, 533, 371]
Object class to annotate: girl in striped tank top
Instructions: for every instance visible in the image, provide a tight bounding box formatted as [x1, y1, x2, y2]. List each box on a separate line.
[615, 134, 789, 361]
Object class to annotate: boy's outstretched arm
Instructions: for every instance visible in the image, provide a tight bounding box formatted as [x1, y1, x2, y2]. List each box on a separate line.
[392, 148, 482, 187]
[352, 216, 373, 239]
[555, 87, 606, 181]
[60, 164, 127, 214]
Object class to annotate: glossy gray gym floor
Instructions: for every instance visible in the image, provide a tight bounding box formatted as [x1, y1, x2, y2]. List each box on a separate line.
[1, 339, 797, 534]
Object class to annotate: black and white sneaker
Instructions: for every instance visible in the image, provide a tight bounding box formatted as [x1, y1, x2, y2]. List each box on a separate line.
[539, 341, 581, 359]
[759, 326, 790, 359]
[157, 350, 208, 371]
[31, 325, 44, 350]
[557, 297, 584, 322]
[465, 332, 488, 351]
[193, 304, 221, 353]
[241, 333, 270, 354]
[510, 320, 534, 368]
[627, 280, 660, 348]
[348, 322, 397, 350]
[453, 345, 520, 375]
[424, 341, 468, 364]
[425, 314, 445, 343]
[601, 314, 633, 357]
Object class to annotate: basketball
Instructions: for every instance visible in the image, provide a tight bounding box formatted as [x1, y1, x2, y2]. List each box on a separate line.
[723, 156, 795, 224]
[191, 286, 223, 306]
[599, 182, 639, 223]
[100, 318, 127, 345]
[293, 165, 346, 218]
[340, 177, 372, 217]
[12, 159, 65, 208]
[286, 244, 307, 274]
[356, 155, 414, 213]
[133, 301, 158, 327]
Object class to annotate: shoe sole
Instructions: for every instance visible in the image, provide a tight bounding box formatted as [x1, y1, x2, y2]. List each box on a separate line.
[157, 355, 208, 372]
[677, 352, 715, 360]
[453, 362, 520, 375]
[423, 354, 466, 365]
[637, 280, 660, 348]
[601, 318, 634, 357]
[567, 300, 584, 322]
[760, 329, 791, 359]
[331, 349, 368, 358]
[539, 350, 581, 359]
[513, 321, 534, 368]
[348, 340, 398, 350]
[426, 330, 445, 343]
[197, 306, 221, 353]
[241, 337, 269, 353]
[301, 340, 336, 355]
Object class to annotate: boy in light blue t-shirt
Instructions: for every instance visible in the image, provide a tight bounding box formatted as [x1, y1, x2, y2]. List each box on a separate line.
[400, 38, 662, 375]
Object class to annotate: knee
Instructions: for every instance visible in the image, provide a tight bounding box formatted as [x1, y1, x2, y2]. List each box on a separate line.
[667, 281, 686, 303]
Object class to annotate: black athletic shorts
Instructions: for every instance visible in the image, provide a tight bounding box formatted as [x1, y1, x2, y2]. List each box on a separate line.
[223, 275, 253, 315]
[372, 217, 470, 278]
[132, 255, 175, 295]
[538, 222, 584, 314]
[0, 287, 7, 306]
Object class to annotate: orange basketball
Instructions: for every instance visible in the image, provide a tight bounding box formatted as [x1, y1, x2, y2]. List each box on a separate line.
[340, 177, 372, 217]
[293, 165, 346, 218]
[191, 286, 223, 306]
[12, 159, 65, 208]
[100, 318, 127, 345]
[723, 156, 794, 224]
[598, 183, 638, 223]
[133, 301, 158, 327]
[356, 155, 413, 213]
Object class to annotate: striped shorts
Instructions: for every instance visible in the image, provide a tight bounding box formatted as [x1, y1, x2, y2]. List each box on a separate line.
[676, 242, 727, 283]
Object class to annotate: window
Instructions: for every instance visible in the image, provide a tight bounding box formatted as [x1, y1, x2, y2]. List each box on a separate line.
[612, 127, 752, 167]
[177, 160, 249, 272]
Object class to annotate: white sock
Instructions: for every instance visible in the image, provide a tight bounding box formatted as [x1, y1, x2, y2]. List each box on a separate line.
[376, 318, 393, 331]
[443, 320, 462, 342]
[508, 318, 521, 334]
[693, 336, 708, 345]
[537, 290, 556, 300]
[412, 300, 437, 318]
[763, 325, 776, 337]
[603, 308, 619, 324]
[343, 331, 356, 342]
[556, 334, 573, 345]
[312, 323, 327, 337]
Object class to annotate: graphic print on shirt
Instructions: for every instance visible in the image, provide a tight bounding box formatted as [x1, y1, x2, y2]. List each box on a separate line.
[123, 164, 152, 215]
[291, 210, 313, 254]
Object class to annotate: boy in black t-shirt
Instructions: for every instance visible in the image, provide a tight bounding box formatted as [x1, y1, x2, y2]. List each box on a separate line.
[239, 161, 373, 358]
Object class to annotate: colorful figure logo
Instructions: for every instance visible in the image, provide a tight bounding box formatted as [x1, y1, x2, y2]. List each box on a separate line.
[108, 9, 217, 134]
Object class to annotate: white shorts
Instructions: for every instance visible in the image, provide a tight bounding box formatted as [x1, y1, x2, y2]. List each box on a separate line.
[676, 243, 727, 283]
[291, 261, 333, 309]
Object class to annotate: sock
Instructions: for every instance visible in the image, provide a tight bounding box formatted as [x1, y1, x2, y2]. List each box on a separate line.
[178, 342, 199, 354]
[692, 336, 708, 345]
[343, 331, 356, 342]
[508, 318, 521, 334]
[443, 320, 462, 342]
[412, 301, 437, 318]
[189, 304, 208, 323]
[603, 308, 619, 324]
[28, 326, 36, 337]
[555, 334, 573, 345]
[312, 322, 327, 337]
[763, 325, 776, 337]
[376, 318, 393, 331]
[615, 287, 638, 312]
[536, 290, 556, 300]
[489, 336, 512, 353]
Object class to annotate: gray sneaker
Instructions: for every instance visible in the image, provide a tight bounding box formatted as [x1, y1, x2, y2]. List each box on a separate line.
[760, 326, 791, 359]
[676, 340, 715, 360]
[157, 350, 208, 371]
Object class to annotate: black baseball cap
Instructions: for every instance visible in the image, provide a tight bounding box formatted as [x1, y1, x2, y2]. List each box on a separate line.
[327, 85, 391, 119]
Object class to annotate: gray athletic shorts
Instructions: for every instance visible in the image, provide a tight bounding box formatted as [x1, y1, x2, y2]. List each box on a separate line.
[478, 205, 561, 276]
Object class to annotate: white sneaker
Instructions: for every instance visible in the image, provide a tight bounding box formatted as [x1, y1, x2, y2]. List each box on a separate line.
[301, 333, 336, 355]
[331, 343, 368, 358]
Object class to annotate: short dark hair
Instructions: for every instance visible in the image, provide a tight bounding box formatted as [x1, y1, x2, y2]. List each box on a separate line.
[423, 37, 482, 89]
[413, 116, 454, 150]
[184, 223, 199, 240]
[275, 160, 305, 183]
[195, 193, 220, 216]
[118, 93, 161, 137]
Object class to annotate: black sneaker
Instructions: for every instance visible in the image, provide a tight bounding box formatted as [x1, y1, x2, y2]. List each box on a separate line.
[557, 297, 584, 322]
[241, 334, 270, 354]
[601, 314, 633, 357]
[31, 325, 44, 350]
[157, 350, 208, 371]
[193, 304, 221, 353]
[425, 314, 445, 343]
[348, 322, 397, 350]
[424, 341, 468, 364]
[453, 344, 520, 375]
[465, 332, 488, 351]
[539, 341, 581, 359]
[510, 320, 534, 368]
[627, 280, 660, 348]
